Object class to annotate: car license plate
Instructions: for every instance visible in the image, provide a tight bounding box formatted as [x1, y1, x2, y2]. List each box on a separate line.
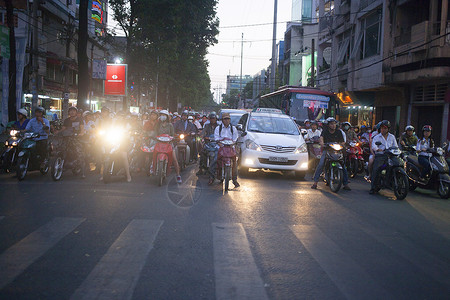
[269, 156, 288, 162]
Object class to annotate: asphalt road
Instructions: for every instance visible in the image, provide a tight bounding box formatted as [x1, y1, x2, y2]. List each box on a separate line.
[0, 166, 449, 300]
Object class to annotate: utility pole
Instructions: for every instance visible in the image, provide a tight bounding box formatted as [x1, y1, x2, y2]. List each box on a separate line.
[270, 0, 278, 92]
[239, 33, 243, 109]
[30, 0, 39, 116]
[155, 55, 159, 109]
[5, 0, 17, 121]
[63, 17, 73, 119]
[311, 38, 315, 87]
[77, 0, 89, 111]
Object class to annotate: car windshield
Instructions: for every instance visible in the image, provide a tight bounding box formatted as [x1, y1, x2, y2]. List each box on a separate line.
[230, 114, 244, 126]
[247, 116, 299, 135]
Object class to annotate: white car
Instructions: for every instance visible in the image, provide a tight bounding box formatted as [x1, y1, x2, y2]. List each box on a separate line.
[236, 111, 309, 178]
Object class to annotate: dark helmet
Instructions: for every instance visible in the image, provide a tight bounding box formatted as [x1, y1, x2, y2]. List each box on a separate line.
[376, 122, 382, 130]
[380, 120, 391, 129]
[35, 106, 45, 114]
[181, 110, 188, 116]
[360, 125, 367, 129]
[422, 125, 432, 132]
[209, 113, 217, 119]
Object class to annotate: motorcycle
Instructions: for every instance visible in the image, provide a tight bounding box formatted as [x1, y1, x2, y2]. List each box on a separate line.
[152, 134, 174, 186]
[1, 129, 23, 172]
[16, 132, 50, 181]
[346, 141, 364, 178]
[98, 127, 129, 183]
[204, 134, 219, 177]
[372, 143, 409, 200]
[175, 133, 189, 171]
[217, 138, 237, 192]
[50, 132, 85, 181]
[405, 147, 450, 199]
[323, 143, 345, 193]
[128, 130, 144, 173]
[360, 138, 371, 177]
[306, 136, 322, 171]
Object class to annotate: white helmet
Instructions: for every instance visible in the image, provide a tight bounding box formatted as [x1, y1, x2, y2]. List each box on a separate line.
[159, 110, 169, 116]
[188, 116, 194, 120]
[17, 108, 28, 117]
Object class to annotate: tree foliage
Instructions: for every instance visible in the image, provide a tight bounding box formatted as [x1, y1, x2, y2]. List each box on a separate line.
[108, 0, 219, 111]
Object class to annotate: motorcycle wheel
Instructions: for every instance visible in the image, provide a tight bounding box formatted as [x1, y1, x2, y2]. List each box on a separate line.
[393, 170, 409, 200]
[179, 150, 185, 172]
[349, 159, 358, 178]
[157, 160, 164, 186]
[224, 165, 231, 192]
[437, 181, 450, 199]
[40, 161, 49, 175]
[51, 157, 64, 181]
[103, 161, 113, 184]
[329, 166, 343, 193]
[16, 155, 29, 181]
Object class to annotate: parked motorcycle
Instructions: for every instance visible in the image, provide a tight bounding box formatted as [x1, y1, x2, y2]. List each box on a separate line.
[217, 138, 237, 192]
[323, 143, 345, 193]
[372, 143, 409, 200]
[1, 129, 22, 172]
[152, 134, 174, 186]
[50, 132, 85, 181]
[406, 147, 450, 199]
[16, 132, 50, 181]
[346, 141, 364, 178]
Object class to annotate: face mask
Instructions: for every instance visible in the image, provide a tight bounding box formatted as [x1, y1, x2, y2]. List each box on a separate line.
[160, 115, 167, 121]
[189, 120, 193, 123]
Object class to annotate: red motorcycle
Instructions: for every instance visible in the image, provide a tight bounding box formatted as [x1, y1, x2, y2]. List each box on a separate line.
[217, 138, 237, 192]
[346, 140, 364, 178]
[152, 134, 174, 186]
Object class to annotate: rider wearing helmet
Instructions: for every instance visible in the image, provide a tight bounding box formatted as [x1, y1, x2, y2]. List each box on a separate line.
[174, 110, 197, 162]
[155, 110, 182, 183]
[14, 108, 29, 130]
[399, 125, 418, 150]
[342, 122, 360, 143]
[369, 120, 398, 194]
[311, 117, 351, 191]
[306, 120, 321, 141]
[25, 106, 50, 167]
[303, 119, 311, 129]
[416, 125, 434, 180]
[197, 113, 220, 183]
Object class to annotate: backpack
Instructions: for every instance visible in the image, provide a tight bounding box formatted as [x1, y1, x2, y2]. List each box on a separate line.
[219, 124, 234, 137]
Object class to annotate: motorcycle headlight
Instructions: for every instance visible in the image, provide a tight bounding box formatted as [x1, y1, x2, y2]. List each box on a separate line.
[105, 128, 124, 144]
[437, 148, 444, 156]
[180, 134, 185, 140]
[330, 144, 343, 151]
[10, 130, 18, 137]
[245, 140, 261, 151]
[295, 143, 307, 154]
[12, 141, 18, 146]
[5, 141, 8, 146]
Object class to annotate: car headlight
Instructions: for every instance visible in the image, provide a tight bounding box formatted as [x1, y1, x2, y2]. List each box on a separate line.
[245, 140, 261, 151]
[295, 143, 307, 154]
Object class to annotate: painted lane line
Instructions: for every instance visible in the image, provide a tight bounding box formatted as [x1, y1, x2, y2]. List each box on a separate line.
[212, 223, 268, 300]
[0, 217, 85, 289]
[70, 219, 163, 300]
[290, 225, 393, 300]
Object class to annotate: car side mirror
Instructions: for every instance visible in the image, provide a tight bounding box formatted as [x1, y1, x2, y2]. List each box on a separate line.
[241, 132, 247, 137]
[236, 124, 243, 131]
[375, 141, 382, 146]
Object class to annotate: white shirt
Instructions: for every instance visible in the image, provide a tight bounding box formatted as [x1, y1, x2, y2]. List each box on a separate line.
[306, 128, 321, 140]
[194, 120, 202, 129]
[416, 138, 432, 157]
[340, 129, 347, 143]
[372, 133, 398, 152]
[214, 123, 238, 142]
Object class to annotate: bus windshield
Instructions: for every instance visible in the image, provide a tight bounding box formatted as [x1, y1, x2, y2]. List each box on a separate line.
[289, 92, 330, 121]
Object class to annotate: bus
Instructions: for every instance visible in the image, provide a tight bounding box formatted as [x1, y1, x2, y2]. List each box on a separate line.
[259, 86, 338, 123]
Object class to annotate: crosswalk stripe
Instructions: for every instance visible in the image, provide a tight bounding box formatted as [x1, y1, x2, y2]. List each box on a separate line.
[70, 219, 163, 300]
[212, 223, 268, 300]
[360, 226, 450, 286]
[290, 225, 393, 300]
[0, 217, 85, 289]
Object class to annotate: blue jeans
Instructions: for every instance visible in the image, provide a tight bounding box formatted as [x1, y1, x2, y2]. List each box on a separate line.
[313, 150, 349, 185]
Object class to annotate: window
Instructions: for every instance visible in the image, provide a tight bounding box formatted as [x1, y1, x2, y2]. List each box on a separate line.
[360, 10, 382, 59]
[337, 29, 353, 65]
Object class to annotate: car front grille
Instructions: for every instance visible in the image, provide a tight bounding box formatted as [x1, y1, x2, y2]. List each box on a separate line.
[260, 145, 296, 153]
[258, 158, 298, 166]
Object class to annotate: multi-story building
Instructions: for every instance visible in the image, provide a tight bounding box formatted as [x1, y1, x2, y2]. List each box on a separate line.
[226, 75, 252, 95]
[316, 0, 449, 143]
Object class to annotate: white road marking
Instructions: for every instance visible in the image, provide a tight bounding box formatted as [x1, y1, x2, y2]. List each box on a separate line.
[0, 217, 85, 289]
[212, 223, 268, 300]
[290, 224, 393, 300]
[70, 219, 163, 300]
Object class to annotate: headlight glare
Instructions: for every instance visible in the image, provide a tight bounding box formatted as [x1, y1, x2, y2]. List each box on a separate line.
[246, 140, 261, 151]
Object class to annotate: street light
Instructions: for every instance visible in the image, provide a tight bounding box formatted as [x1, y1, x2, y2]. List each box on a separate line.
[115, 57, 122, 64]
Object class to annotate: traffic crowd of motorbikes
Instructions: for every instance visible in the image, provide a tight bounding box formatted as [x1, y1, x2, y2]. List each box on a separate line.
[0, 106, 241, 192]
[302, 118, 450, 199]
[1, 106, 450, 198]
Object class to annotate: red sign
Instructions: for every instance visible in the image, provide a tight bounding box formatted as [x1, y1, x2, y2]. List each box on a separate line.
[104, 64, 127, 96]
